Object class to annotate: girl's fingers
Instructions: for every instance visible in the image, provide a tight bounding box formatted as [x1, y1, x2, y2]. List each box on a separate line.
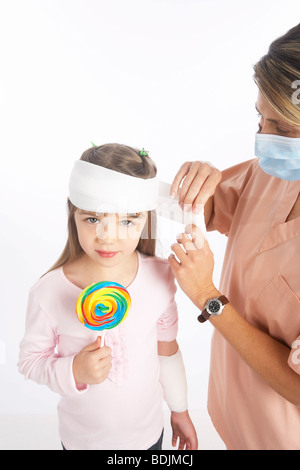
[172, 434, 178, 447]
[178, 437, 186, 450]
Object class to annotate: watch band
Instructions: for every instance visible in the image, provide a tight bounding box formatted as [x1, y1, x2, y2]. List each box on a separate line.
[197, 295, 229, 323]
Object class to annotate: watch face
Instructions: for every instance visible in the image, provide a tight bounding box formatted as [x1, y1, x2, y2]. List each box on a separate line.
[208, 300, 221, 314]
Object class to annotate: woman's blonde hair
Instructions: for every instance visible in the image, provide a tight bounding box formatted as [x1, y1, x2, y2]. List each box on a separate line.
[253, 23, 300, 126]
[44, 143, 157, 275]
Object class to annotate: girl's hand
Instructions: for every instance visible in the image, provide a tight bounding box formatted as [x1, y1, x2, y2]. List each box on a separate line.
[170, 411, 198, 450]
[73, 337, 112, 385]
[170, 161, 222, 213]
[168, 225, 220, 310]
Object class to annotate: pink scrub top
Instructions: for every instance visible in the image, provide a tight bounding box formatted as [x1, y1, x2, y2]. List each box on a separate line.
[207, 158, 300, 450]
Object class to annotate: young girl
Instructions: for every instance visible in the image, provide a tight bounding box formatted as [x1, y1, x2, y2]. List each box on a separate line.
[18, 143, 198, 450]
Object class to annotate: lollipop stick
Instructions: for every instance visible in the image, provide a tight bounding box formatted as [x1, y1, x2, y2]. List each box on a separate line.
[100, 330, 106, 348]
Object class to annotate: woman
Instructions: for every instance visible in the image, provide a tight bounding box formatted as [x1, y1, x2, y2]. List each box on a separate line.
[168, 24, 300, 450]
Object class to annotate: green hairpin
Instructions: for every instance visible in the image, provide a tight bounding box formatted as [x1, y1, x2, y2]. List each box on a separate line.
[140, 148, 149, 157]
[91, 141, 98, 148]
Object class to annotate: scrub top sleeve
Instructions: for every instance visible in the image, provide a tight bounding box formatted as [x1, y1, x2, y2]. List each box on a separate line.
[207, 159, 256, 235]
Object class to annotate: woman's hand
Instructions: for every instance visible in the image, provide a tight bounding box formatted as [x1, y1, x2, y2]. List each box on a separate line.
[170, 161, 222, 214]
[168, 224, 220, 309]
[73, 337, 112, 386]
[169, 227, 300, 407]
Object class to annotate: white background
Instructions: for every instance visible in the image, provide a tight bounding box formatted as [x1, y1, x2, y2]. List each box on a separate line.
[1, 0, 300, 448]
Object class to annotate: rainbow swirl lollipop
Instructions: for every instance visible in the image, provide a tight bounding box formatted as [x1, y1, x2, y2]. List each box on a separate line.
[76, 281, 131, 345]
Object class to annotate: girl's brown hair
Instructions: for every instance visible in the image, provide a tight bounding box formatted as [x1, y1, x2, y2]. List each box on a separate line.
[44, 143, 157, 275]
[253, 23, 300, 126]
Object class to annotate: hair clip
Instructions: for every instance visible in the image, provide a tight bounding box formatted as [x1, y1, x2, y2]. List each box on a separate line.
[140, 148, 149, 157]
[91, 142, 98, 148]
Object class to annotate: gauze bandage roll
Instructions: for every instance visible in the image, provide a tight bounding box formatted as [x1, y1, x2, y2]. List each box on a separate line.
[157, 181, 207, 237]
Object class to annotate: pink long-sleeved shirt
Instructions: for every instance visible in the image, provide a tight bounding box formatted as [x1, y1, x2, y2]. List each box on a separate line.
[18, 253, 178, 450]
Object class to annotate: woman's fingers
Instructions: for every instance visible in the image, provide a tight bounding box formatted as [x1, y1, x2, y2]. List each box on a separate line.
[176, 233, 195, 251]
[179, 162, 213, 209]
[169, 161, 222, 213]
[169, 161, 193, 199]
[175, 225, 206, 254]
[170, 242, 187, 264]
[184, 224, 206, 249]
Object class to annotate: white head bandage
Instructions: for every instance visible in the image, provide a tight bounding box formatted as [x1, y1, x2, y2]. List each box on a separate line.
[68, 159, 206, 239]
[69, 160, 159, 213]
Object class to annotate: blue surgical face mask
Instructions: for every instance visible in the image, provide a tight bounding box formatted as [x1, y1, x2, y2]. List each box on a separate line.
[255, 133, 300, 182]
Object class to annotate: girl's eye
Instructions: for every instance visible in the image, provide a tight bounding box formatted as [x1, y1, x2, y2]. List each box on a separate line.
[120, 219, 133, 227]
[87, 217, 99, 224]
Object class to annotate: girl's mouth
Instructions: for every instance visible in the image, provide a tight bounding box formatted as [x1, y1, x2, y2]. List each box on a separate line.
[95, 250, 119, 258]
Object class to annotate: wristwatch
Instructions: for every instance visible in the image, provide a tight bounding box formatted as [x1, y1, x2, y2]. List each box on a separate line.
[197, 295, 229, 323]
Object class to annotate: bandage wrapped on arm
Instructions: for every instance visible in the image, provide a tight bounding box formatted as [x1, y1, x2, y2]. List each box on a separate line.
[159, 349, 188, 413]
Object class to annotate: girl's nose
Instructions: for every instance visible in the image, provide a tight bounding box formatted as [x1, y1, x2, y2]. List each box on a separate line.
[96, 218, 117, 240]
